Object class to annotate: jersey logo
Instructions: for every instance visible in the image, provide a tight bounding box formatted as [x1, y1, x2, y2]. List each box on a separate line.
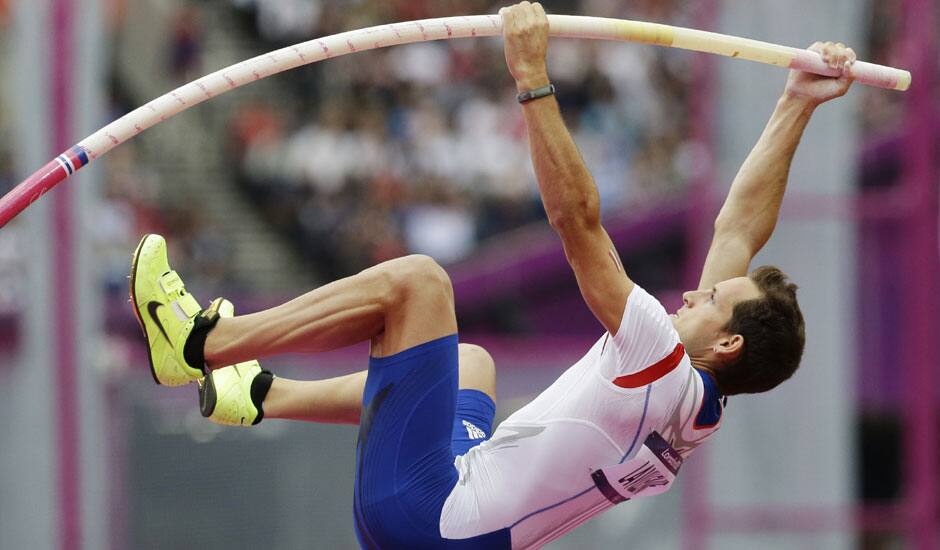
[592, 431, 683, 504]
[487, 425, 545, 449]
[612, 343, 685, 388]
[462, 420, 486, 440]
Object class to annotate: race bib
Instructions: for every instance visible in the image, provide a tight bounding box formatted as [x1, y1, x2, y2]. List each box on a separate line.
[591, 431, 683, 504]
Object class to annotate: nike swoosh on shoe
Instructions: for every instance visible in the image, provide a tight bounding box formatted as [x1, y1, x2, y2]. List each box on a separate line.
[147, 301, 172, 345]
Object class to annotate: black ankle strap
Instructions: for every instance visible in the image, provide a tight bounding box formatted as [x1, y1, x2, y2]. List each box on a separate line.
[183, 308, 221, 373]
[251, 371, 275, 425]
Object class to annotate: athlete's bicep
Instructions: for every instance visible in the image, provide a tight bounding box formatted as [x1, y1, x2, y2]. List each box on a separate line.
[558, 222, 634, 335]
[697, 233, 753, 291]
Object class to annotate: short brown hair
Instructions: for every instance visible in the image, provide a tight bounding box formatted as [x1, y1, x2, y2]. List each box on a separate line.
[713, 266, 806, 395]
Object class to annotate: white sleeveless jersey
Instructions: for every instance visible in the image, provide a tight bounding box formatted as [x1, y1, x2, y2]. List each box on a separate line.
[440, 286, 727, 549]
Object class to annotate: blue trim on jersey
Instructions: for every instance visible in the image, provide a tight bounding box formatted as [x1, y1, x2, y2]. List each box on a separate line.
[693, 369, 723, 428]
[511, 384, 653, 530]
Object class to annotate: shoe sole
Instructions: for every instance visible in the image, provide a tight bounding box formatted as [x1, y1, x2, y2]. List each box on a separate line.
[129, 234, 163, 385]
[199, 371, 218, 418]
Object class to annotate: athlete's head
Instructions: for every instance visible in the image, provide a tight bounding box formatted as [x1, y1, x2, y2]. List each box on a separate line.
[671, 266, 805, 395]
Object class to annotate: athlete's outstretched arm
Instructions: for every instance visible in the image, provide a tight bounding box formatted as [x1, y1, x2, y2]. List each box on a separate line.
[697, 42, 856, 290]
[501, 2, 632, 334]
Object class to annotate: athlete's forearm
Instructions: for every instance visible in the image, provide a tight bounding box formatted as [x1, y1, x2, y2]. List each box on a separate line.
[518, 84, 602, 234]
[713, 94, 816, 254]
[501, 2, 601, 234]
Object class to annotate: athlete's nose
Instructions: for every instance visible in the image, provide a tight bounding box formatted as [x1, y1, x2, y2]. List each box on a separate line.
[683, 289, 705, 308]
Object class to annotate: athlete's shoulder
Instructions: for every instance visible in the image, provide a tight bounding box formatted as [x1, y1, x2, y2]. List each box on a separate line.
[606, 285, 680, 379]
[623, 284, 674, 326]
[614, 285, 678, 345]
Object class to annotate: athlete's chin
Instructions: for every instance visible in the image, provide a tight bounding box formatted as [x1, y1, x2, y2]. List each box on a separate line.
[671, 317, 690, 347]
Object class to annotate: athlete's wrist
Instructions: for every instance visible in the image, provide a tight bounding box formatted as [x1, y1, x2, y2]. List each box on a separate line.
[779, 90, 820, 113]
[515, 71, 551, 94]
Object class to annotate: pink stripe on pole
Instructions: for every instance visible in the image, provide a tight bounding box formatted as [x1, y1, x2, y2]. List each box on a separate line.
[789, 50, 903, 90]
[52, 0, 81, 548]
[0, 161, 68, 227]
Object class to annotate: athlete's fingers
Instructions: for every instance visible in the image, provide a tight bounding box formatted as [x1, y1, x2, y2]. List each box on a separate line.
[514, 2, 528, 30]
[825, 43, 839, 69]
[518, 1, 533, 28]
[834, 42, 847, 69]
[515, 0, 531, 24]
[500, 5, 516, 35]
[532, 2, 548, 28]
[812, 41, 831, 66]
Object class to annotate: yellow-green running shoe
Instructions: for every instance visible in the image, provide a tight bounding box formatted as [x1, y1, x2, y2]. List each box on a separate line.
[198, 298, 274, 427]
[200, 361, 270, 426]
[130, 234, 205, 386]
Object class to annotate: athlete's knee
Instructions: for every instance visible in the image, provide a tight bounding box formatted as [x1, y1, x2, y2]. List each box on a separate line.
[382, 254, 453, 306]
[458, 343, 496, 400]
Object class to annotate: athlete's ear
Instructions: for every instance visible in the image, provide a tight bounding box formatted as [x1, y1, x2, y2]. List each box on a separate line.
[713, 333, 744, 362]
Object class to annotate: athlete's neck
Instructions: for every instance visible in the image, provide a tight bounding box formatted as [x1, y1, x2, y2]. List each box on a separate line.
[690, 359, 718, 380]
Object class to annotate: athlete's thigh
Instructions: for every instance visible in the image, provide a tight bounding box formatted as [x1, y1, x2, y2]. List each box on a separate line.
[354, 334, 461, 547]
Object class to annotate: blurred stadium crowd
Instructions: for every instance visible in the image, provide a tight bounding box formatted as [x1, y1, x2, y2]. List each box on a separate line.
[98, 0, 699, 290]
[225, 0, 699, 279]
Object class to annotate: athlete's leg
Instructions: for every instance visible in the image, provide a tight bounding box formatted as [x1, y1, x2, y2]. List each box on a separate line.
[454, 343, 497, 401]
[202, 254, 457, 367]
[262, 344, 497, 423]
[263, 371, 366, 424]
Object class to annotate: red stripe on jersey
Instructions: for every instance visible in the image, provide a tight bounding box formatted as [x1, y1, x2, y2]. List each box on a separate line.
[612, 343, 685, 388]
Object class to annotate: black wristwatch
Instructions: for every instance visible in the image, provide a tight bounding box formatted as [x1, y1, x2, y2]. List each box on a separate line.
[516, 84, 556, 104]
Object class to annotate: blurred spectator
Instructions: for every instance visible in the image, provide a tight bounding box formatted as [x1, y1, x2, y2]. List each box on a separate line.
[94, 143, 164, 296]
[94, 141, 235, 299]
[403, 181, 476, 263]
[232, 0, 323, 43]
[169, 6, 203, 83]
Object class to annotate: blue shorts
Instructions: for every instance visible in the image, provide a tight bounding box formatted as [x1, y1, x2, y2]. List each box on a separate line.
[353, 334, 511, 549]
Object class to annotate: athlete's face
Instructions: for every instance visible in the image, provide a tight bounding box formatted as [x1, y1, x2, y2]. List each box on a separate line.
[670, 277, 762, 357]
